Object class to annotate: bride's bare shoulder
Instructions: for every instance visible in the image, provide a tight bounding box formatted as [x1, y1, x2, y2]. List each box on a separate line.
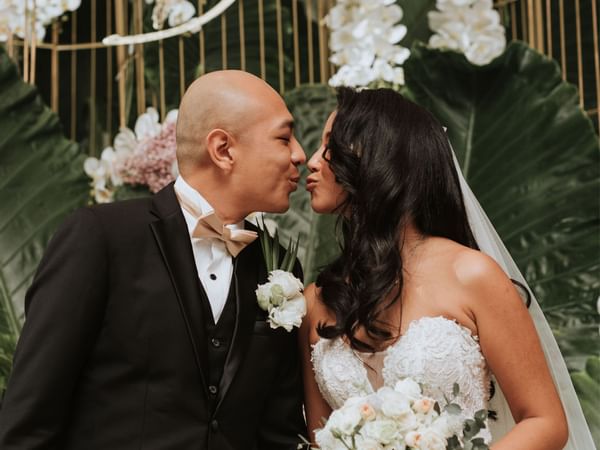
[302, 283, 336, 342]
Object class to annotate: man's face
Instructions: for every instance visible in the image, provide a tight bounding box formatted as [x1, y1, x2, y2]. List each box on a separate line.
[232, 98, 306, 214]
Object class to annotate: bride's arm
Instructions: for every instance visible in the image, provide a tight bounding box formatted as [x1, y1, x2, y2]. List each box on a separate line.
[456, 251, 568, 450]
[299, 283, 333, 444]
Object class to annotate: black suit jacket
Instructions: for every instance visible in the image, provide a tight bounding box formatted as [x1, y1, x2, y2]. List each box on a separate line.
[0, 183, 306, 449]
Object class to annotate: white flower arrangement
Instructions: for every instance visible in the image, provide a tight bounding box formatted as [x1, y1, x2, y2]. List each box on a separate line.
[0, 0, 81, 42]
[255, 218, 306, 332]
[325, 0, 410, 88]
[145, 0, 196, 30]
[428, 0, 506, 66]
[306, 379, 489, 450]
[84, 107, 179, 203]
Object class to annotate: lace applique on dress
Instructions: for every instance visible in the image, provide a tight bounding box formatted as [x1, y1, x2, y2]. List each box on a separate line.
[311, 316, 492, 442]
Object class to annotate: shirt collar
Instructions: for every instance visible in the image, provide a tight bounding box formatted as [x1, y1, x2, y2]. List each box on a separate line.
[174, 176, 245, 233]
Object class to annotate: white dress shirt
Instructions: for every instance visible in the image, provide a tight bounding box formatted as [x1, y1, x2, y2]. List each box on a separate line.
[174, 176, 244, 323]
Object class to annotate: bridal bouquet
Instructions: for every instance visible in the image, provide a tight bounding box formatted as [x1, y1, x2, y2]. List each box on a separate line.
[255, 217, 306, 332]
[311, 379, 489, 450]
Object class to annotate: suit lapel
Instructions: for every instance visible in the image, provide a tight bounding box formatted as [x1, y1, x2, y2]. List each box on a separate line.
[149, 183, 210, 395]
[216, 226, 263, 410]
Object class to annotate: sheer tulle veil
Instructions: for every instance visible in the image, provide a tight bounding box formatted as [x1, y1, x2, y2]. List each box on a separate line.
[451, 152, 596, 449]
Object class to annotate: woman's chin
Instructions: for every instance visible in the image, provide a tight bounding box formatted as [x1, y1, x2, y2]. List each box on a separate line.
[310, 198, 335, 214]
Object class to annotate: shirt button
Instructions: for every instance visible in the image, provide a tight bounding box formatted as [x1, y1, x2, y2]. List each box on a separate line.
[211, 338, 221, 348]
[208, 385, 218, 395]
[209, 273, 217, 280]
[210, 419, 219, 432]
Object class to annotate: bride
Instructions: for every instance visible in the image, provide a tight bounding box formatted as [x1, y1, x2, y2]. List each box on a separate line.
[299, 87, 594, 449]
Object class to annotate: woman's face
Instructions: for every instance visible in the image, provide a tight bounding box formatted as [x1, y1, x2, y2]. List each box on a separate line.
[306, 111, 348, 213]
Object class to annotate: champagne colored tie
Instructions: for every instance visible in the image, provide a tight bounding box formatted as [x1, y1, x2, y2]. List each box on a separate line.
[175, 189, 258, 257]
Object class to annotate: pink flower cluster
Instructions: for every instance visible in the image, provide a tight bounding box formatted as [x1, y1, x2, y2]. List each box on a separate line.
[117, 122, 177, 193]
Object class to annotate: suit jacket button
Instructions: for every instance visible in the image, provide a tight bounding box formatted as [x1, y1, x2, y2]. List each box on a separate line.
[211, 338, 221, 348]
[208, 385, 218, 395]
[210, 419, 219, 432]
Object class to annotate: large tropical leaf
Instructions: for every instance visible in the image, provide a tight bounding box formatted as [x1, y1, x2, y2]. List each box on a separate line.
[396, 0, 435, 48]
[270, 84, 338, 284]
[404, 42, 599, 319]
[0, 45, 90, 386]
[571, 356, 600, 445]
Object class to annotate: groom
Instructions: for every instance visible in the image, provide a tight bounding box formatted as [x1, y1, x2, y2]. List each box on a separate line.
[0, 71, 307, 449]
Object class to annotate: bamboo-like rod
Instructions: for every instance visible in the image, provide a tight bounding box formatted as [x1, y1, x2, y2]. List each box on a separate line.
[559, 0, 566, 79]
[179, 37, 186, 99]
[592, 0, 600, 131]
[23, 6, 30, 83]
[318, 0, 327, 83]
[115, 0, 127, 128]
[534, 0, 544, 53]
[106, 0, 113, 139]
[510, 1, 517, 41]
[307, 0, 314, 84]
[258, 0, 266, 79]
[239, 0, 246, 71]
[199, 0, 205, 75]
[276, 0, 285, 92]
[519, 0, 527, 42]
[328, 0, 335, 78]
[221, 11, 228, 69]
[527, 0, 535, 48]
[292, 0, 300, 87]
[7, 34, 14, 59]
[29, 1, 37, 85]
[51, 23, 59, 112]
[135, 0, 146, 116]
[574, 0, 584, 107]
[90, 0, 98, 155]
[71, 11, 78, 139]
[159, 40, 166, 119]
[546, 0, 552, 58]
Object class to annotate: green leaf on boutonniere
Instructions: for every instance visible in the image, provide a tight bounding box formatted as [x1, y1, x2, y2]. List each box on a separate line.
[257, 215, 300, 273]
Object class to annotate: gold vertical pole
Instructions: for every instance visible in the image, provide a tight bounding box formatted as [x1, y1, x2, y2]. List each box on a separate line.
[307, 0, 314, 84]
[198, 0, 205, 75]
[559, 0, 566, 79]
[574, 0, 584, 107]
[317, 0, 327, 83]
[106, 0, 113, 139]
[510, 1, 517, 41]
[527, 0, 535, 48]
[135, 0, 146, 116]
[115, 0, 127, 128]
[7, 34, 14, 60]
[159, 40, 166, 120]
[239, 0, 246, 71]
[29, 1, 37, 84]
[258, 0, 266, 79]
[179, 37, 186, 98]
[276, 0, 285, 92]
[90, 0, 98, 155]
[23, 6, 30, 83]
[521, 0, 529, 43]
[221, 11, 228, 69]
[328, 0, 335, 78]
[71, 11, 78, 139]
[292, 0, 300, 87]
[534, 0, 544, 53]
[592, 0, 600, 131]
[51, 23, 59, 112]
[546, 0, 552, 58]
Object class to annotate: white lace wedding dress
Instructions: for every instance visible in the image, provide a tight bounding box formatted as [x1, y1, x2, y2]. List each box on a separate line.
[311, 315, 493, 443]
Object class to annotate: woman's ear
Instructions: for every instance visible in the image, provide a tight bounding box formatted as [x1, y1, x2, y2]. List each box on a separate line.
[205, 128, 235, 171]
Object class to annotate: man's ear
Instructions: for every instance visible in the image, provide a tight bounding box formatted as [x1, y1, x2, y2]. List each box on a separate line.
[205, 128, 235, 171]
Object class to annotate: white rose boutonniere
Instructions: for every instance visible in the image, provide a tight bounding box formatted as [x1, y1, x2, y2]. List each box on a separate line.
[255, 217, 306, 331]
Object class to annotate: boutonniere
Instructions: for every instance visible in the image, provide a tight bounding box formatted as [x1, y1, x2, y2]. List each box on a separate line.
[255, 217, 306, 332]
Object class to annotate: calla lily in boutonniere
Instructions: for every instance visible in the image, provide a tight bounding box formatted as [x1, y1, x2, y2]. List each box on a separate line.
[255, 217, 306, 332]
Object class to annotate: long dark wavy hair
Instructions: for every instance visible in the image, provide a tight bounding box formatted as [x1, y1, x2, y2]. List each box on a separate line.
[316, 87, 480, 352]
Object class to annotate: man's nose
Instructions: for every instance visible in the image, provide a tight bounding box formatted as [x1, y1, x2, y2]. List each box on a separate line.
[291, 137, 306, 165]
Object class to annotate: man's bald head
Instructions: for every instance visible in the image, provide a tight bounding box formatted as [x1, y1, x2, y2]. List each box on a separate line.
[175, 70, 285, 175]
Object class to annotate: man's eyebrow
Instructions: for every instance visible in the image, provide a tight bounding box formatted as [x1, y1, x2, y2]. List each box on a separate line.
[278, 119, 295, 131]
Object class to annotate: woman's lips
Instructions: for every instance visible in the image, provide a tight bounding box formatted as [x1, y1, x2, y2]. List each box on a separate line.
[306, 180, 317, 192]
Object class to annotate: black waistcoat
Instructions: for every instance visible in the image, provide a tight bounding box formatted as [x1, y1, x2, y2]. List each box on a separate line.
[202, 277, 237, 408]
